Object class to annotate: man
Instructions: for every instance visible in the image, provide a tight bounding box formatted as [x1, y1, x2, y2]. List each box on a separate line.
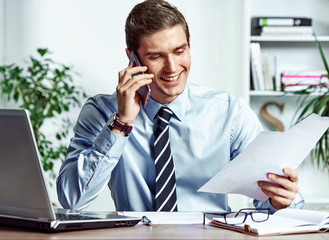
[57, 0, 303, 212]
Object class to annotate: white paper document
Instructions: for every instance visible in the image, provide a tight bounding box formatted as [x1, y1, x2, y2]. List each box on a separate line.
[198, 114, 329, 201]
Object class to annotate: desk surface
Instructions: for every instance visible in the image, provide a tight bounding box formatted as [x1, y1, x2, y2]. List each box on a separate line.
[0, 224, 328, 240]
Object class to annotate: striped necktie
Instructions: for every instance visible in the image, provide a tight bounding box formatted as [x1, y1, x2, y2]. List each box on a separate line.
[154, 106, 178, 211]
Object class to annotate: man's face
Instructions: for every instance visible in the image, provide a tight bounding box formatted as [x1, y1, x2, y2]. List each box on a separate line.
[137, 24, 191, 105]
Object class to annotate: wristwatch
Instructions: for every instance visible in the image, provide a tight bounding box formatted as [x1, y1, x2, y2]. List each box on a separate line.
[107, 113, 133, 134]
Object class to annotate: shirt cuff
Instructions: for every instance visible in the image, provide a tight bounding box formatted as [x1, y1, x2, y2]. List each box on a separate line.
[94, 125, 129, 158]
[253, 192, 304, 214]
[286, 192, 305, 209]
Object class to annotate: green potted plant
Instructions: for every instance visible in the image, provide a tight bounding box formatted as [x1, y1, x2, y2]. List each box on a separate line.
[293, 34, 329, 170]
[0, 48, 87, 179]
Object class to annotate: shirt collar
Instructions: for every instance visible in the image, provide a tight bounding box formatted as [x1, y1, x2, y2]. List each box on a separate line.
[144, 84, 188, 122]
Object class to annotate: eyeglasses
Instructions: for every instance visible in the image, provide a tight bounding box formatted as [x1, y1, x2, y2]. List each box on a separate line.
[203, 208, 270, 225]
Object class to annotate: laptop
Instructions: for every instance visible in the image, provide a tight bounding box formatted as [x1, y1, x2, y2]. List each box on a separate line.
[0, 109, 141, 232]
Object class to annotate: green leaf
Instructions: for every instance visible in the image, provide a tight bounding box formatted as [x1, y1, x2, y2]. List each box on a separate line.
[56, 133, 61, 140]
[37, 48, 48, 57]
[314, 32, 329, 77]
[293, 31, 329, 172]
[313, 95, 329, 114]
[0, 48, 87, 180]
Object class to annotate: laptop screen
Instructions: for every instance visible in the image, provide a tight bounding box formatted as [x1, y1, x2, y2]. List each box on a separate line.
[0, 109, 55, 220]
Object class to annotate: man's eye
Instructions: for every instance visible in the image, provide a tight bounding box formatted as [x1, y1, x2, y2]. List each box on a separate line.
[150, 55, 161, 60]
[176, 49, 186, 54]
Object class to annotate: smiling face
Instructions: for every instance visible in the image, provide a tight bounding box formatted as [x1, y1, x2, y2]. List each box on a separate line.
[136, 24, 191, 105]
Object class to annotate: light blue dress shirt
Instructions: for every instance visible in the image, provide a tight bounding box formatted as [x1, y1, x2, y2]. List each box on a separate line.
[56, 82, 304, 212]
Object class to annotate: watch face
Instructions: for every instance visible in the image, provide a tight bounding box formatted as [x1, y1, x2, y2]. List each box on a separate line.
[108, 113, 117, 127]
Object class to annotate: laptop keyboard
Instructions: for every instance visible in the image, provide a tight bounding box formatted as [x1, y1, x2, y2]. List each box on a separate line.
[56, 213, 100, 221]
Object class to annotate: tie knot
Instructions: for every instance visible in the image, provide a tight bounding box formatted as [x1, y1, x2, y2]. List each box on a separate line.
[157, 107, 173, 125]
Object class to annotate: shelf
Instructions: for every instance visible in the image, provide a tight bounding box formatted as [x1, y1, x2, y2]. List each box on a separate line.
[250, 35, 329, 43]
[249, 91, 304, 96]
[250, 91, 287, 96]
[249, 90, 327, 97]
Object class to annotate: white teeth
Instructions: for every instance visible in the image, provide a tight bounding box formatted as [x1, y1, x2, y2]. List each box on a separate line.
[161, 75, 179, 81]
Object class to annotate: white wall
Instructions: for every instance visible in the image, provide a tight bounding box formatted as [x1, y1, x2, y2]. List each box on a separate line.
[3, 0, 247, 98]
[0, 0, 5, 105]
[1, 0, 248, 211]
[0, 0, 4, 64]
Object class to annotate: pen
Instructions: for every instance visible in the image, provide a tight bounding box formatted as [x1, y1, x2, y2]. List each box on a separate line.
[141, 215, 152, 226]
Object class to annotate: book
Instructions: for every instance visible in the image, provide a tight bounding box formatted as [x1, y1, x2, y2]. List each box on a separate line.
[250, 42, 265, 90]
[250, 44, 276, 91]
[281, 70, 329, 92]
[251, 16, 312, 35]
[261, 53, 275, 90]
[208, 208, 329, 236]
[282, 83, 329, 92]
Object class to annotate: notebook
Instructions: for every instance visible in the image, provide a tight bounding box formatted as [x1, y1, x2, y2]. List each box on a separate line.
[0, 109, 141, 232]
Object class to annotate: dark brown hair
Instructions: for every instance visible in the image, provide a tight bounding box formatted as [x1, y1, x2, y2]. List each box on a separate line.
[125, 0, 190, 52]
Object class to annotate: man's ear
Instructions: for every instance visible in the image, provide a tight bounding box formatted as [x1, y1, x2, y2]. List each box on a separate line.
[126, 48, 132, 59]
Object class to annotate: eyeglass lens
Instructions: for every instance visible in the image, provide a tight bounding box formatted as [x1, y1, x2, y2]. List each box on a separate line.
[224, 209, 269, 225]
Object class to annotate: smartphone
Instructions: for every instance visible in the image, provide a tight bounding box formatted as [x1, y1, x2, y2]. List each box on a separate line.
[128, 51, 151, 107]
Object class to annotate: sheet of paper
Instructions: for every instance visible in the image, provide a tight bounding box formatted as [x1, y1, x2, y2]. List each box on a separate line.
[198, 114, 329, 201]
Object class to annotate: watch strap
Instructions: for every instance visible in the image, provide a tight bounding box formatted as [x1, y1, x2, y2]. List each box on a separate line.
[108, 113, 133, 134]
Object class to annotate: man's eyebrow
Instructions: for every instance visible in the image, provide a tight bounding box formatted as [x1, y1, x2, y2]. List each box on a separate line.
[144, 43, 189, 56]
[174, 43, 189, 50]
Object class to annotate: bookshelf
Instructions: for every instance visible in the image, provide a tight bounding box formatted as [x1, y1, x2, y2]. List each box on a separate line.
[245, 0, 329, 209]
[246, 0, 329, 125]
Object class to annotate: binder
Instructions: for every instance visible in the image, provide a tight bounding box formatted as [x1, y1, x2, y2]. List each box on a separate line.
[251, 17, 312, 35]
[256, 17, 312, 27]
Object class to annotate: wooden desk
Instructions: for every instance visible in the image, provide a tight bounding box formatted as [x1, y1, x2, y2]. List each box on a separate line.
[0, 224, 328, 239]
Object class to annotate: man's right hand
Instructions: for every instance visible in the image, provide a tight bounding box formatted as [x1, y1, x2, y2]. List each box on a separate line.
[116, 61, 153, 130]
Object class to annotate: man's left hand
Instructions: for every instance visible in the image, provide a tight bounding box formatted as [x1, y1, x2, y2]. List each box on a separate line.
[258, 168, 299, 210]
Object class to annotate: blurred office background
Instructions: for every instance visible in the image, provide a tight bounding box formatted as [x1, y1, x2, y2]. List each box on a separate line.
[0, 0, 328, 211]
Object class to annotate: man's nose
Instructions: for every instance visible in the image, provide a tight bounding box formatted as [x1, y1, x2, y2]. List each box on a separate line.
[164, 55, 177, 73]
